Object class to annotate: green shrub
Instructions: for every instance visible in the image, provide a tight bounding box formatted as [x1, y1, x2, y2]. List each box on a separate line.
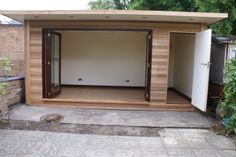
[0, 56, 11, 73]
[0, 82, 8, 95]
[0, 56, 12, 98]
[220, 58, 236, 134]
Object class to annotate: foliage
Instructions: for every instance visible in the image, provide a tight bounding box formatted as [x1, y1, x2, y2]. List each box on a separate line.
[196, 0, 236, 36]
[89, 0, 131, 10]
[89, 0, 236, 36]
[0, 56, 12, 97]
[0, 82, 8, 95]
[0, 56, 12, 74]
[220, 58, 236, 134]
[130, 0, 198, 11]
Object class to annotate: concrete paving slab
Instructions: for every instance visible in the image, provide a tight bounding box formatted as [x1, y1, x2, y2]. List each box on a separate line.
[5, 104, 213, 128]
[220, 150, 236, 157]
[162, 137, 190, 148]
[193, 149, 224, 157]
[0, 129, 235, 157]
[166, 148, 196, 157]
[207, 135, 236, 150]
[0, 130, 169, 157]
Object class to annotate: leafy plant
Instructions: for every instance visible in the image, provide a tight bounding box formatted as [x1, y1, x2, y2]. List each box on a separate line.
[0, 56, 12, 99]
[0, 82, 8, 95]
[89, 0, 131, 10]
[0, 56, 12, 74]
[220, 58, 236, 134]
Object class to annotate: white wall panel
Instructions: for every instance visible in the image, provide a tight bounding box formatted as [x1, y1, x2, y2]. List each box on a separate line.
[61, 31, 147, 86]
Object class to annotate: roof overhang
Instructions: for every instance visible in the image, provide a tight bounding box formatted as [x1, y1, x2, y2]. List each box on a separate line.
[0, 10, 228, 25]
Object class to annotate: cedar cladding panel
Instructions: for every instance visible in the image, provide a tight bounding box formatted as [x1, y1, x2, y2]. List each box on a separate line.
[27, 20, 201, 105]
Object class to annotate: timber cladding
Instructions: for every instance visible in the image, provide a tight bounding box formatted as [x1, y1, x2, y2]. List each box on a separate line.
[26, 20, 202, 106]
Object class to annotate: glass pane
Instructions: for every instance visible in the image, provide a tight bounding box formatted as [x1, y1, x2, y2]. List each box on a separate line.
[51, 33, 60, 88]
[54, 60, 59, 86]
[54, 35, 60, 59]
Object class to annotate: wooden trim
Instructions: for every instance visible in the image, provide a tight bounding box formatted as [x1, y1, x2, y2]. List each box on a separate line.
[168, 31, 199, 34]
[24, 20, 31, 104]
[201, 23, 207, 31]
[29, 104, 196, 111]
[38, 98, 195, 111]
[165, 30, 171, 104]
[43, 98, 148, 105]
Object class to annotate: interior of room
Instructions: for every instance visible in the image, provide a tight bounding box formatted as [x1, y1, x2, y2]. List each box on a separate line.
[167, 33, 196, 104]
[54, 30, 149, 101]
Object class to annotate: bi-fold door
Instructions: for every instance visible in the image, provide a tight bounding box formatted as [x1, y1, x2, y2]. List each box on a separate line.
[145, 31, 152, 101]
[43, 30, 61, 98]
[43, 29, 152, 102]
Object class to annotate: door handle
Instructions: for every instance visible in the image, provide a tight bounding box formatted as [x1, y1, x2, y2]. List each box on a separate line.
[201, 62, 212, 68]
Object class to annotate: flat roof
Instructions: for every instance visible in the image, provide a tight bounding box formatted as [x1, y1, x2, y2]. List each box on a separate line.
[0, 10, 228, 24]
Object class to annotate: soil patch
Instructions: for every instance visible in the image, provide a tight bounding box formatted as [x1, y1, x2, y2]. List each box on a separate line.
[0, 119, 161, 137]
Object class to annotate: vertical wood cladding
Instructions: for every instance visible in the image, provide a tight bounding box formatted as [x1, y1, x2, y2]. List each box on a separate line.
[26, 20, 201, 105]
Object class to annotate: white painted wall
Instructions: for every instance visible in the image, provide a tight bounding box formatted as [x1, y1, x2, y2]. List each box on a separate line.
[168, 33, 195, 98]
[61, 31, 147, 86]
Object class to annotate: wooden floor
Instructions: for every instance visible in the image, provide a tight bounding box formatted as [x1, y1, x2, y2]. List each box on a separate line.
[44, 86, 195, 111]
[55, 86, 145, 101]
[167, 90, 191, 104]
[55, 86, 190, 103]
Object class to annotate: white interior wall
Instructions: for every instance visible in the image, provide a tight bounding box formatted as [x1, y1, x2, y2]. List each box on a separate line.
[168, 33, 195, 98]
[61, 31, 147, 86]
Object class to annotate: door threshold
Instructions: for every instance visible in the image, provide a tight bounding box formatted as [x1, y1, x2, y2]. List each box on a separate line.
[41, 98, 195, 111]
[43, 98, 149, 105]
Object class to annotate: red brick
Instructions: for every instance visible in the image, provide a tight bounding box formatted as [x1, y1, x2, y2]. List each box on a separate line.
[0, 25, 24, 76]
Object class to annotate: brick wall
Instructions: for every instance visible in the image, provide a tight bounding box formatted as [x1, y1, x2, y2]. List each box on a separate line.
[7, 77, 25, 105]
[0, 24, 24, 76]
[0, 77, 25, 115]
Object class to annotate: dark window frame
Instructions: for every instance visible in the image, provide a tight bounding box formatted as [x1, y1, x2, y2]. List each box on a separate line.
[42, 28, 153, 101]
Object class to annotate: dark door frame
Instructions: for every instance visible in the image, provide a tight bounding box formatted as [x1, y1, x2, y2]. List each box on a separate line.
[42, 28, 153, 101]
[145, 31, 153, 102]
[43, 29, 62, 98]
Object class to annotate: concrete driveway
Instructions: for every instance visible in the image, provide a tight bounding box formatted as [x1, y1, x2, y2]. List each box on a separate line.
[0, 104, 235, 157]
[6, 104, 212, 128]
[0, 129, 235, 157]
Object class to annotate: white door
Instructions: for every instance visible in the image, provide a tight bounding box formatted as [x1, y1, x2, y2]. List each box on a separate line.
[191, 29, 212, 112]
